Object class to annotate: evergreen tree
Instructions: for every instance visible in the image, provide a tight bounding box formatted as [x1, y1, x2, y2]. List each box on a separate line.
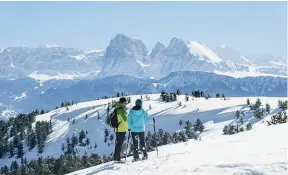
[71, 135, 78, 148]
[104, 128, 109, 138]
[9, 142, 14, 157]
[116, 92, 120, 97]
[28, 131, 37, 150]
[85, 138, 90, 146]
[178, 131, 187, 142]
[193, 119, 204, 133]
[246, 123, 252, 130]
[222, 125, 229, 135]
[61, 143, 65, 152]
[61, 102, 64, 107]
[17, 142, 24, 158]
[145, 131, 153, 151]
[228, 125, 235, 135]
[278, 100, 288, 110]
[236, 110, 241, 119]
[97, 111, 100, 119]
[157, 129, 164, 146]
[40, 109, 45, 115]
[172, 132, 178, 143]
[149, 104, 152, 110]
[247, 98, 250, 105]
[176, 89, 181, 95]
[94, 142, 97, 149]
[266, 103, 271, 113]
[255, 98, 262, 109]
[110, 134, 114, 141]
[179, 119, 183, 126]
[162, 132, 171, 145]
[185, 93, 189, 101]
[79, 130, 86, 143]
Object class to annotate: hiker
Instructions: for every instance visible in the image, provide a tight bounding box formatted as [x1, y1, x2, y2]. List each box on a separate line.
[128, 99, 152, 161]
[113, 97, 128, 162]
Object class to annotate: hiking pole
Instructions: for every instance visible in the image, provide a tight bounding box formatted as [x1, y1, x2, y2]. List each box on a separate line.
[153, 118, 159, 156]
[125, 130, 131, 162]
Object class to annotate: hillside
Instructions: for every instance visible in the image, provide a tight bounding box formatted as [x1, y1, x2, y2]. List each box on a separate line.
[0, 94, 287, 172]
[68, 119, 288, 175]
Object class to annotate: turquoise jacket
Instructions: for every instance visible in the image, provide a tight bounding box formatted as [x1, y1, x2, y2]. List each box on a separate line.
[128, 106, 151, 132]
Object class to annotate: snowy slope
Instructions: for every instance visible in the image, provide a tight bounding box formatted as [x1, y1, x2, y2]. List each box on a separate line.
[0, 95, 286, 169]
[68, 121, 288, 175]
[187, 40, 222, 63]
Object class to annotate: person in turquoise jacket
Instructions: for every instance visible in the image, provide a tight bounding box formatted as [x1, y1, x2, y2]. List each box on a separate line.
[128, 99, 152, 161]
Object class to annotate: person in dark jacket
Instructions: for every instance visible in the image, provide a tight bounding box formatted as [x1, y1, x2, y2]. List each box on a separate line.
[128, 99, 152, 160]
[113, 97, 128, 162]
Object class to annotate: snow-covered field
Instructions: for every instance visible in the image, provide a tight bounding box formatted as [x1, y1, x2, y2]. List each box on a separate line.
[1, 94, 287, 174]
[68, 121, 288, 175]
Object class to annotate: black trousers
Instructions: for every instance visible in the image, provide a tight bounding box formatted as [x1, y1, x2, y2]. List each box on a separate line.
[131, 132, 148, 159]
[114, 132, 126, 161]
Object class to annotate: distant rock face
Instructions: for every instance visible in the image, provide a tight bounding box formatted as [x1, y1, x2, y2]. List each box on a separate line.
[100, 34, 148, 78]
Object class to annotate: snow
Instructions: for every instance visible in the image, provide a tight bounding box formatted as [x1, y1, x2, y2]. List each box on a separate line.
[214, 71, 288, 78]
[28, 71, 78, 82]
[187, 40, 222, 63]
[66, 96, 288, 175]
[39, 44, 59, 48]
[0, 94, 287, 170]
[69, 123, 288, 175]
[14, 91, 27, 101]
[0, 108, 17, 121]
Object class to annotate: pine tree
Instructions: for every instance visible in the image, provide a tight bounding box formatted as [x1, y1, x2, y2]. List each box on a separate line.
[71, 135, 78, 148]
[178, 131, 187, 142]
[247, 98, 250, 105]
[61, 143, 65, 152]
[176, 89, 181, 95]
[255, 98, 262, 109]
[85, 114, 88, 119]
[236, 110, 240, 119]
[193, 119, 204, 133]
[266, 103, 271, 113]
[110, 134, 114, 141]
[40, 109, 45, 115]
[116, 92, 120, 97]
[278, 100, 288, 110]
[179, 119, 183, 126]
[172, 132, 178, 143]
[28, 131, 36, 150]
[162, 132, 171, 145]
[97, 111, 100, 119]
[149, 104, 152, 110]
[9, 142, 14, 157]
[79, 130, 86, 143]
[222, 125, 229, 135]
[185, 93, 189, 101]
[94, 142, 97, 149]
[145, 131, 153, 151]
[61, 102, 64, 107]
[85, 138, 90, 146]
[157, 129, 164, 146]
[104, 128, 109, 138]
[17, 142, 24, 158]
[246, 123, 252, 130]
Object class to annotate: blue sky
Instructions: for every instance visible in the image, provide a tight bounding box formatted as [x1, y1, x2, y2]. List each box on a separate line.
[0, 2, 286, 55]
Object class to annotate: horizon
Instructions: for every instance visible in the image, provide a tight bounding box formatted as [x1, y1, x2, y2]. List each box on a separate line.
[0, 1, 287, 56]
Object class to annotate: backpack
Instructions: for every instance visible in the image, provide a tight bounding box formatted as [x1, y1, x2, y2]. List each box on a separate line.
[108, 108, 120, 129]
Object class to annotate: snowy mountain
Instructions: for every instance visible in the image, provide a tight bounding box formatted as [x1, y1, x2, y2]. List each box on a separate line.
[99, 34, 148, 78]
[0, 34, 286, 80]
[0, 46, 104, 79]
[0, 94, 287, 175]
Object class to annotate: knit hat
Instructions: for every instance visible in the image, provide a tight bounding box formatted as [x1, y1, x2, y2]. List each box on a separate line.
[119, 97, 127, 103]
[135, 99, 142, 106]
